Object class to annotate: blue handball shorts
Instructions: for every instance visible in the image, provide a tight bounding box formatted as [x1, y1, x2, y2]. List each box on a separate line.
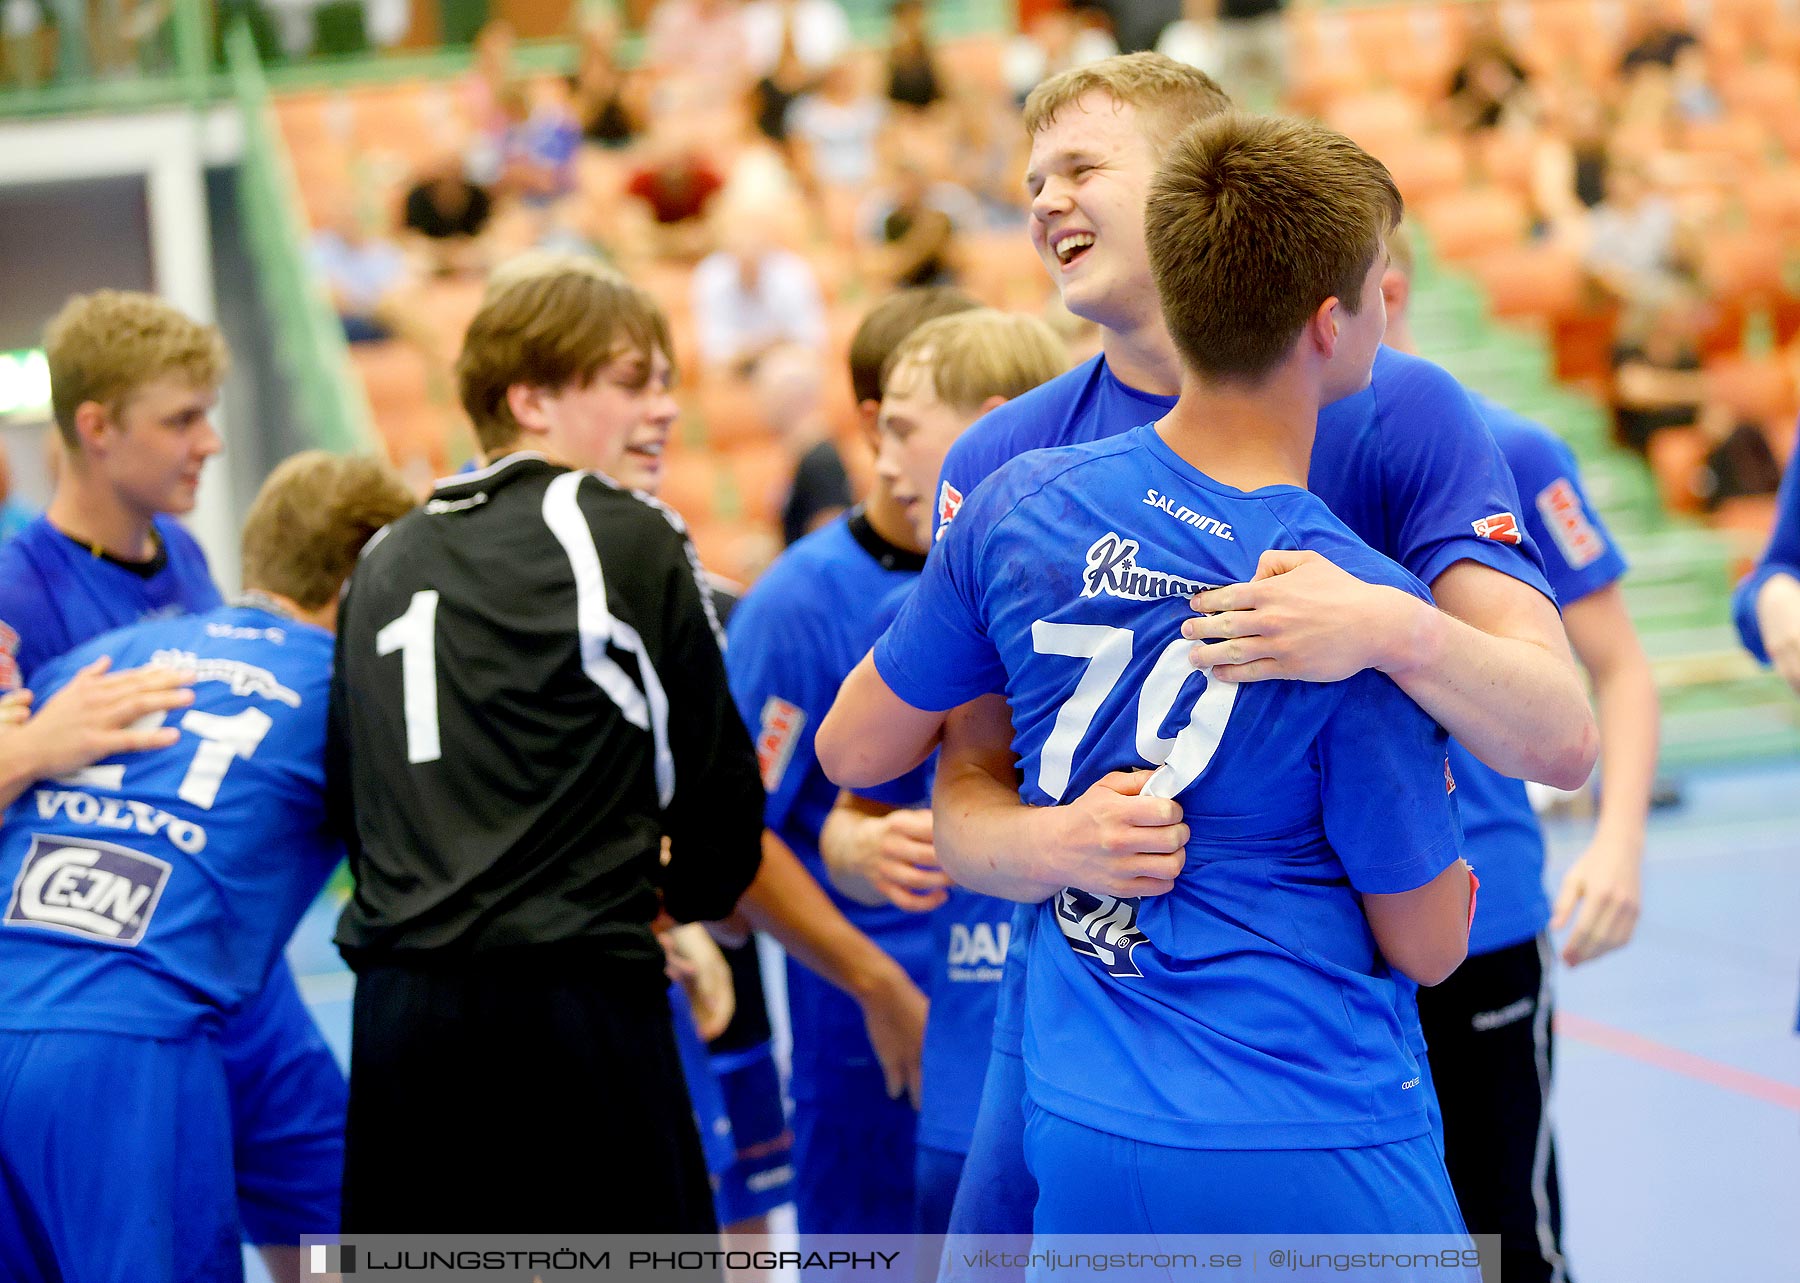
[0, 1028, 240, 1283]
[221, 957, 348, 1245]
[670, 982, 738, 1177]
[710, 1041, 794, 1226]
[791, 1058, 918, 1234]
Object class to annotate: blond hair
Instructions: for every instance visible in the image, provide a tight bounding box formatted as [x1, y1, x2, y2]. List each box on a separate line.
[44, 291, 227, 449]
[847, 286, 980, 405]
[240, 452, 415, 609]
[456, 270, 672, 455]
[1023, 52, 1232, 149]
[1145, 114, 1402, 382]
[882, 309, 1069, 413]
[1386, 219, 1416, 280]
[481, 250, 623, 303]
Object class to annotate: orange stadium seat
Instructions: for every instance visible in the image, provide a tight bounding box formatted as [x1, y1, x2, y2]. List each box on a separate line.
[1416, 187, 1529, 261]
[1380, 134, 1470, 206]
[1465, 244, 1586, 323]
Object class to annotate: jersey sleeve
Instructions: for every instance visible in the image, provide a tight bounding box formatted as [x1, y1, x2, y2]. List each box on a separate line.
[873, 479, 1008, 711]
[1734, 442, 1800, 663]
[851, 581, 935, 808]
[1378, 359, 1555, 600]
[597, 491, 764, 923]
[724, 561, 841, 833]
[1508, 427, 1627, 607]
[1317, 669, 1463, 895]
[932, 413, 1013, 544]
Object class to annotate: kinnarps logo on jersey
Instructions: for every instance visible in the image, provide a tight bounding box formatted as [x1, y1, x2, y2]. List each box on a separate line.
[1082, 533, 1211, 603]
[1055, 887, 1149, 979]
[5, 834, 171, 946]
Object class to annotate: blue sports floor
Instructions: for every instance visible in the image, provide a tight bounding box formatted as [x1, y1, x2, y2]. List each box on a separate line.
[275, 760, 1800, 1282]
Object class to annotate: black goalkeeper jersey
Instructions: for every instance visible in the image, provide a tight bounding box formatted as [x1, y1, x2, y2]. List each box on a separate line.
[329, 453, 763, 969]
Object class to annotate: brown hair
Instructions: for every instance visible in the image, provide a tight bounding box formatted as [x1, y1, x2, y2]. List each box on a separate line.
[882, 309, 1069, 412]
[1145, 114, 1403, 382]
[1023, 52, 1232, 149]
[240, 451, 416, 609]
[456, 270, 672, 455]
[847, 286, 980, 405]
[44, 291, 227, 449]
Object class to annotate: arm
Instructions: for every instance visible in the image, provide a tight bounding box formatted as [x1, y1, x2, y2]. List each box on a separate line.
[815, 652, 947, 789]
[1733, 450, 1800, 685]
[819, 791, 949, 911]
[1362, 860, 1474, 987]
[1188, 552, 1599, 788]
[737, 831, 928, 1106]
[0, 658, 192, 810]
[1550, 583, 1656, 965]
[932, 694, 1189, 904]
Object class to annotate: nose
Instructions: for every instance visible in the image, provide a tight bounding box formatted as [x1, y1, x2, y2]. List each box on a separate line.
[1031, 175, 1072, 226]
[874, 433, 903, 485]
[195, 416, 223, 458]
[650, 389, 679, 426]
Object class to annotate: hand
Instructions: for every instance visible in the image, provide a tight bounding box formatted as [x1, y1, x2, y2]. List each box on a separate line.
[1550, 836, 1643, 967]
[826, 805, 951, 913]
[858, 964, 928, 1108]
[0, 689, 30, 729]
[1183, 550, 1416, 683]
[1757, 574, 1800, 695]
[12, 657, 194, 779]
[660, 922, 736, 1041]
[1049, 770, 1189, 900]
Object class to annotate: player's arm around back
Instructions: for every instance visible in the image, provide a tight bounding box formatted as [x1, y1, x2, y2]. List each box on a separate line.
[1734, 451, 1800, 693]
[0, 657, 193, 810]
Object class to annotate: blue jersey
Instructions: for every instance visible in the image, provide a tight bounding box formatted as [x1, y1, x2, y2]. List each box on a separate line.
[1734, 419, 1800, 662]
[0, 606, 343, 1040]
[725, 512, 936, 1094]
[932, 347, 1551, 1055]
[0, 514, 220, 691]
[1454, 397, 1628, 954]
[881, 425, 1462, 1149]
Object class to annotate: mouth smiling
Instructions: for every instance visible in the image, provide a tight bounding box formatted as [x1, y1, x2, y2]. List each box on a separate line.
[1052, 229, 1096, 268]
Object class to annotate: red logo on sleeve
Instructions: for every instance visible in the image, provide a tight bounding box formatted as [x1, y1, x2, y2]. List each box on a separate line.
[1534, 478, 1605, 570]
[935, 481, 965, 541]
[755, 696, 806, 792]
[0, 621, 19, 692]
[1471, 512, 1522, 545]
[1444, 758, 1457, 794]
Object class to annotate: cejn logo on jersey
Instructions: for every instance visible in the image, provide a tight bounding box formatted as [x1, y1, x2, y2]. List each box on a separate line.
[5, 834, 171, 945]
[1081, 533, 1212, 602]
[1470, 512, 1522, 545]
[1535, 478, 1605, 570]
[755, 696, 806, 792]
[935, 480, 964, 541]
[1055, 887, 1150, 979]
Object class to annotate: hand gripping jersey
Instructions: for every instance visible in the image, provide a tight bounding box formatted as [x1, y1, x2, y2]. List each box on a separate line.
[1734, 423, 1800, 663]
[1455, 396, 1628, 955]
[926, 347, 1549, 1132]
[0, 606, 342, 1033]
[885, 425, 1463, 1147]
[0, 514, 219, 692]
[331, 453, 763, 968]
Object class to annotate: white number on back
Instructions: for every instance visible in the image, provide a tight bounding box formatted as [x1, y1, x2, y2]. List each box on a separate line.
[375, 589, 442, 764]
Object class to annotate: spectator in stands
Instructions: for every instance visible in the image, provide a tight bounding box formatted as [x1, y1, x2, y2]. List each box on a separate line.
[1620, 0, 1699, 78]
[691, 202, 827, 379]
[310, 199, 413, 344]
[402, 149, 494, 276]
[885, 0, 942, 111]
[741, 0, 851, 84]
[575, 12, 641, 148]
[755, 344, 850, 545]
[1583, 159, 1686, 302]
[1611, 288, 1706, 456]
[1446, 9, 1533, 133]
[461, 18, 516, 176]
[1532, 92, 1613, 246]
[1178, 0, 1288, 109]
[860, 153, 977, 290]
[624, 122, 729, 262]
[646, 0, 752, 110]
[787, 58, 887, 195]
[498, 78, 582, 207]
[0, 441, 32, 545]
[1006, 4, 1118, 103]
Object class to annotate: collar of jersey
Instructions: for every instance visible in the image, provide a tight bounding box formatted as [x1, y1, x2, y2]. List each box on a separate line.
[1136, 422, 1310, 501]
[847, 505, 927, 573]
[433, 450, 554, 491]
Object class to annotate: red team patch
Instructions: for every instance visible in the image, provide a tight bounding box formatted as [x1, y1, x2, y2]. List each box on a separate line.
[1444, 757, 1456, 794]
[1470, 512, 1522, 545]
[935, 481, 964, 540]
[755, 696, 806, 792]
[0, 619, 19, 692]
[1534, 477, 1605, 570]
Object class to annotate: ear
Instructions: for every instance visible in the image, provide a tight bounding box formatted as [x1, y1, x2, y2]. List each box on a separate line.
[977, 394, 1008, 417]
[71, 400, 113, 454]
[1307, 296, 1343, 364]
[856, 398, 882, 450]
[505, 383, 553, 438]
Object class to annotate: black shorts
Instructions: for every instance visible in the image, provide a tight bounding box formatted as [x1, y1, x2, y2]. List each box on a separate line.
[1417, 933, 1571, 1283]
[342, 946, 716, 1235]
